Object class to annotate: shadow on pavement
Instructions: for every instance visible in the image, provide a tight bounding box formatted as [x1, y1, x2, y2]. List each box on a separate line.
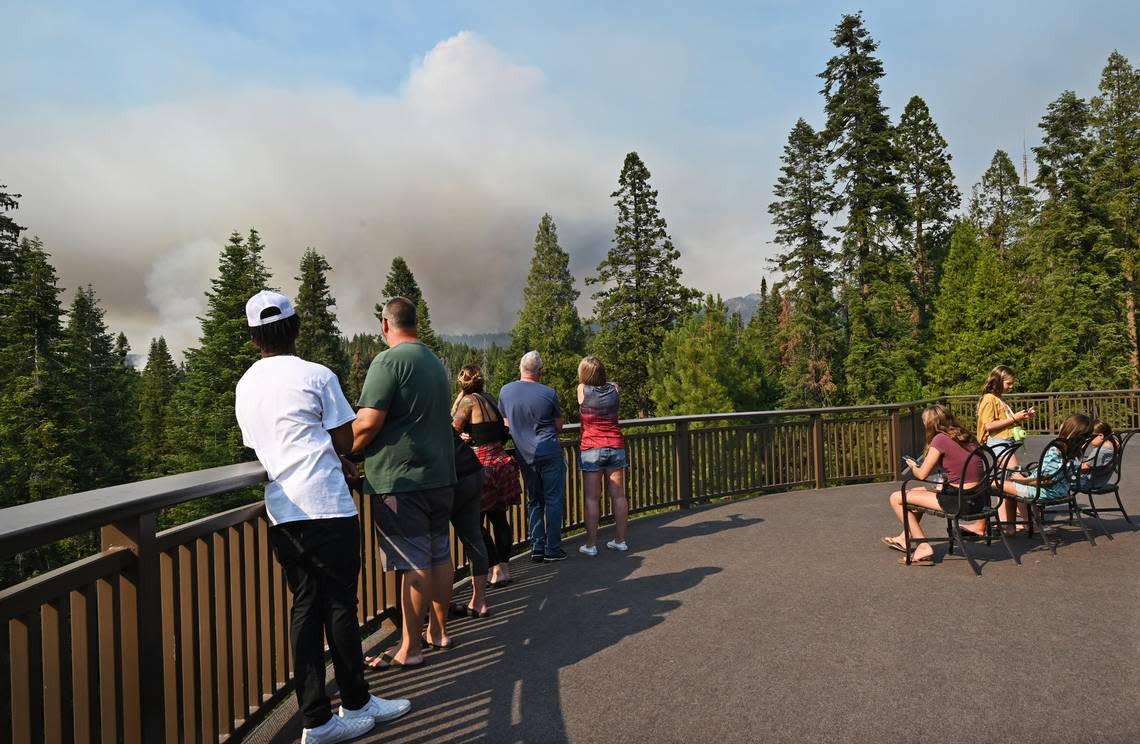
[265, 509, 763, 743]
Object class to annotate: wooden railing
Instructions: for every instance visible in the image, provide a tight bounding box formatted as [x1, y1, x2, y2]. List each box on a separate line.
[3, 389, 1138, 743]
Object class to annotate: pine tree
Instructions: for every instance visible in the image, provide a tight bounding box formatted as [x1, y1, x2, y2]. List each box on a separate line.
[414, 297, 441, 354]
[589, 152, 698, 417]
[741, 280, 787, 409]
[134, 337, 179, 477]
[968, 150, 1035, 257]
[818, 12, 908, 287]
[294, 247, 349, 379]
[162, 229, 271, 485]
[768, 119, 843, 407]
[373, 256, 439, 351]
[510, 213, 586, 417]
[963, 240, 1025, 378]
[649, 296, 763, 415]
[61, 286, 136, 488]
[1090, 51, 1140, 384]
[0, 237, 74, 511]
[344, 338, 370, 404]
[377, 256, 423, 309]
[818, 13, 916, 403]
[1034, 91, 1096, 202]
[925, 221, 985, 394]
[1021, 92, 1132, 390]
[894, 96, 961, 329]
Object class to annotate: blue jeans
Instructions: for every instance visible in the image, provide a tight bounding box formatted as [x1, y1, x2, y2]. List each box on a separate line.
[522, 455, 566, 555]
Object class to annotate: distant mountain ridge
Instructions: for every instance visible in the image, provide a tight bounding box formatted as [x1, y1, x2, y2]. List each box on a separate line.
[725, 293, 761, 323]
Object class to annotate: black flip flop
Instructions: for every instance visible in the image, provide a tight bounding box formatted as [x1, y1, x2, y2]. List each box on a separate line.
[367, 651, 424, 671]
[421, 635, 456, 651]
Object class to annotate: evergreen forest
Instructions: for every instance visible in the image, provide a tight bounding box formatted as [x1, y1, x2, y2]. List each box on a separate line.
[2, 14, 1137, 586]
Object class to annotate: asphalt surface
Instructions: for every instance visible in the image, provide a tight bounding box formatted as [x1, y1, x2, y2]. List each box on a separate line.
[254, 437, 1140, 743]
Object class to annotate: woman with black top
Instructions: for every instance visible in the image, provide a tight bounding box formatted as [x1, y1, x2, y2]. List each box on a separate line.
[452, 365, 519, 588]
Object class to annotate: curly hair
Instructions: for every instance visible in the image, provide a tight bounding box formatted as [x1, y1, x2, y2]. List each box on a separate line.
[457, 364, 485, 394]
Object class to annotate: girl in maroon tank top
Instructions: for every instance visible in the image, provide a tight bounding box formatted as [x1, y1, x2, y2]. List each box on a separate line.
[576, 356, 629, 556]
[882, 405, 988, 565]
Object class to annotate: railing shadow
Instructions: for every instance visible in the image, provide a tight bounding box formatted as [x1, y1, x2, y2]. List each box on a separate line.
[264, 509, 763, 743]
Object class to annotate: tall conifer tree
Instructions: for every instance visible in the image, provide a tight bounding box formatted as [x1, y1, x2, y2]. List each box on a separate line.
[925, 221, 985, 394]
[294, 247, 349, 379]
[414, 297, 441, 354]
[510, 214, 586, 416]
[768, 119, 843, 406]
[0, 237, 76, 583]
[373, 256, 439, 351]
[1022, 92, 1132, 389]
[894, 96, 961, 329]
[62, 286, 135, 487]
[0, 237, 73, 510]
[962, 241, 1025, 378]
[163, 229, 271, 482]
[819, 12, 907, 286]
[818, 13, 918, 402]
[1090, 52, 1140, 383]
[378, 256, 423, 309]
[589, 152, 697, 416]
[134, 337, 179, 476]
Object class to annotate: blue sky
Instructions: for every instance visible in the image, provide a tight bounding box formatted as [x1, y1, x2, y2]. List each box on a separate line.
[3, 1, 1138, 353]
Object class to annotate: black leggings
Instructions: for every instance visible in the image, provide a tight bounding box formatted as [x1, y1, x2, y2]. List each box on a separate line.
[482, 509, 513, 565]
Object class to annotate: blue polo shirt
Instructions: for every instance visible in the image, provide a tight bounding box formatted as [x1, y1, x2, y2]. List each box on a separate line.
[498, 380, 562, 464]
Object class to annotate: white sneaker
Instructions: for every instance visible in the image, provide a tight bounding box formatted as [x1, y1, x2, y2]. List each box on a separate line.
[606, 539, 628, 552]
[301, 714, 374, 744]
[579, 544, 598, 556]
[341, 694, 412, 724]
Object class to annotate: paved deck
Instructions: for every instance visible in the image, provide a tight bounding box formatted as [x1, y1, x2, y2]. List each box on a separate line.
[255, 438, 1140, 743]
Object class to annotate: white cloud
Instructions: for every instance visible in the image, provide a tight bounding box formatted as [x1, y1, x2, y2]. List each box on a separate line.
[3, 31, 774, 359]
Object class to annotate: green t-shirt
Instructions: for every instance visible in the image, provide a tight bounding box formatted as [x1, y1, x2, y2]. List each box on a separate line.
[357, 340, 456, 494]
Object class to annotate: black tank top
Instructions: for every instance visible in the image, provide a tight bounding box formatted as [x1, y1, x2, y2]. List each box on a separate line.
[463, 393, 507, 446]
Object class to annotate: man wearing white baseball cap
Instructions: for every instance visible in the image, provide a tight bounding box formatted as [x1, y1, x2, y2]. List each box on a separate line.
[235, 290, 411, 744]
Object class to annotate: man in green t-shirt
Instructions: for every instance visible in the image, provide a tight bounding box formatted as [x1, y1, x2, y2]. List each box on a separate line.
[352, 297, 456, 669]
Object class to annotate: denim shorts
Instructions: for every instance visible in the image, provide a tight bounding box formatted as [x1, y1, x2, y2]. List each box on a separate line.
[579, 447, 628, 472]
[986, 437, 1015, 461]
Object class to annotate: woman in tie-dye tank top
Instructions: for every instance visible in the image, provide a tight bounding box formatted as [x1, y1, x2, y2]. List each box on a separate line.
[576, 356, 629, 556]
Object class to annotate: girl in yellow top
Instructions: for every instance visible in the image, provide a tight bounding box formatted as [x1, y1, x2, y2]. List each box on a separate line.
[977, 365, 1035, 531]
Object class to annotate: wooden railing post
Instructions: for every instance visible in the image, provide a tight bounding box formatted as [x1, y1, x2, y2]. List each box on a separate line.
[675, 420, 692, 508]
[101, 513, 164, 744]
[811, 414, 825, 489]
[889, 408, 903, 479]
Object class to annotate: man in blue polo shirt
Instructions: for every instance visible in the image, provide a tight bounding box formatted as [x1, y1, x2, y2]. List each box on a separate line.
[498, 351, 567, 562]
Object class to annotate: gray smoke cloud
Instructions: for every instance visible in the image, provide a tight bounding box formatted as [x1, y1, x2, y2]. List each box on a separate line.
[3, 31, 774, 358]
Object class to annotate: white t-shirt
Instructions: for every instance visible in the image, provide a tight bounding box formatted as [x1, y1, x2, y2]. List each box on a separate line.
[235, 355, 358, 525]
